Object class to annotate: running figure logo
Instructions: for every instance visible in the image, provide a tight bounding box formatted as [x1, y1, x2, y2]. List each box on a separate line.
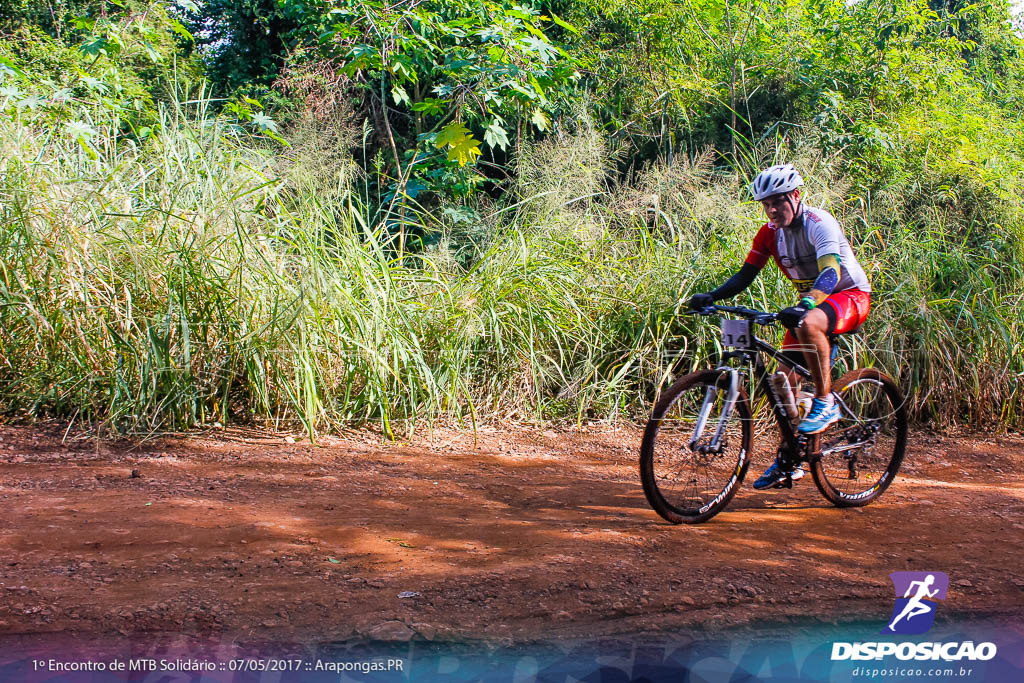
[884, 571, 949, 635]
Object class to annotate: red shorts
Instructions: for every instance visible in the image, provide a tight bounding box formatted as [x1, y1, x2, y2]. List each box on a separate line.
[782, 289, 871, 350]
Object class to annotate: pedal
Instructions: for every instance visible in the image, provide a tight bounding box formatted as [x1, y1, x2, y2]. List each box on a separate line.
[774, 467, 805, 488]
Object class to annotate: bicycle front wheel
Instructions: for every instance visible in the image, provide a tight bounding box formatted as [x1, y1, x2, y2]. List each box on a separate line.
[640, 370, 753, 524]
[810, 368, 908, 507]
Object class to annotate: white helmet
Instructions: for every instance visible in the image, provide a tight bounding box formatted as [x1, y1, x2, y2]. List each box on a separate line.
[750, 164, 804, 201]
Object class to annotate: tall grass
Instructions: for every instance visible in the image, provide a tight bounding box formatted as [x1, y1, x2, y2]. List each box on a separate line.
[1, 90, 1022, 436]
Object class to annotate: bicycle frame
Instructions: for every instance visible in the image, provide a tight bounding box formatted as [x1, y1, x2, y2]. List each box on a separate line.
[688, 307, 855, 461]
[643, 305, 908, 523]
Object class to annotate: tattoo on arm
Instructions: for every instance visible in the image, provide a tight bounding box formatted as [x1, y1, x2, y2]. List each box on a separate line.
[808, 254, 841, 305]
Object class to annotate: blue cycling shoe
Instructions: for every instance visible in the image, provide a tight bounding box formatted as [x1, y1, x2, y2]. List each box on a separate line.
[752, 458, 805, 490]
[797, 397, 841, 434]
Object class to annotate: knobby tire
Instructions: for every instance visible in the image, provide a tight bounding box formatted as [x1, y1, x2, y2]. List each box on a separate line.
[640, 370, 753, 524]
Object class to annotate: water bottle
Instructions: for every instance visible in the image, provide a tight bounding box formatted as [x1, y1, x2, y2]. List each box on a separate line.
[770, 372, 798, 420]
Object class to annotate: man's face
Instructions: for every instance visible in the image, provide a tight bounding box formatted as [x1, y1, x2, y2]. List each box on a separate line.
[760, 189, 801, 228]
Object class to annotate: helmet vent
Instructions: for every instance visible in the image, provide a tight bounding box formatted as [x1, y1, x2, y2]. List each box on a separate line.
[750, 164, 804, 201]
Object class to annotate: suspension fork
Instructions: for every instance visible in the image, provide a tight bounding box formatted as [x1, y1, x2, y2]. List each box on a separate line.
[688, 366, 739, 452]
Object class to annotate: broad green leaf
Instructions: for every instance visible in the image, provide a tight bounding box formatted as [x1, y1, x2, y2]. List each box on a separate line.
[404, 179, 426, 198]
[65, 121, 96, 141]
[506, 8, 536, 22]
[251, 112, 279, 133]
[0, 57, 26, 79]
[81, 75, 107, 92]
[142, 40, 162, 63]
[344, 44, 381, 72]
[80, 36, 109, 57]
[72, 16, 95, 32]
[107, 33, 126, 51]
[518, 20, 547, 41]
[505, 80, 536, 101]
[548, 11, 580, 35]
[391, 84, 410, 106]
[17, 95, 44, 111]
[390, 57, 416, 82]
[531, 108, 549, 132]
[435, 121, 472, 148]
[484, 120, 510, 151]
[411, 98, 445, 115]
[448, 136, 482, 166]
[475, 26, 502, 41]
[528, 74, 549, 103]
[519, 35, 557, 63]
[168, 19, 194, 43]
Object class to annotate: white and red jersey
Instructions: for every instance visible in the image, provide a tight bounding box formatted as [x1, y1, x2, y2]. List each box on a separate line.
[745, 205, 871, 294]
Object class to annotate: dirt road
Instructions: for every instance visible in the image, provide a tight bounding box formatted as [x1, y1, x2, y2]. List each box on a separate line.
[1, 423, 1022, 645]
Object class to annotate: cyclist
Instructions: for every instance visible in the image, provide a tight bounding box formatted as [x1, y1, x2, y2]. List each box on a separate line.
[688, 164, 871, 489]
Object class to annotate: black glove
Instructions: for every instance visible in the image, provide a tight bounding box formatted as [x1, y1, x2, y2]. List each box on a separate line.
[688, 293, 715, 311]
[777, 302, 810, 329]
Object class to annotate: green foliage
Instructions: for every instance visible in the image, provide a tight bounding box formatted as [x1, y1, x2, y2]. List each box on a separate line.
[273, 0, 582, 207]
[185, 0, 299, 90]
[0, 1, 204, 132]
[2, 0, 1024, 434]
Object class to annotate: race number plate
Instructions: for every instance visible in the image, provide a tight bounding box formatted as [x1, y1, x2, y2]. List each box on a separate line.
[721, 319, 752, 348]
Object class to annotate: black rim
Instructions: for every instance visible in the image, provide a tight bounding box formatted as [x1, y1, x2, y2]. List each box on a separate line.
[814, 372, 907, 503]
[642, 373, 751, 521]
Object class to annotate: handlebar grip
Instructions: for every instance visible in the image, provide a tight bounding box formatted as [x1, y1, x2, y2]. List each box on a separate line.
[685, 306, 718, 316]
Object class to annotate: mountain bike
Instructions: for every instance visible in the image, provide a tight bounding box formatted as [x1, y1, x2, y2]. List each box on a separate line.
[639, 304, 908, 524]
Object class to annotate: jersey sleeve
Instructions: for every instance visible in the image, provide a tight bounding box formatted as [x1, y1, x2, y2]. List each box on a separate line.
[745, 223, 773, 269]
[805, 210, 843, 260]
[807, 254, 842, 305]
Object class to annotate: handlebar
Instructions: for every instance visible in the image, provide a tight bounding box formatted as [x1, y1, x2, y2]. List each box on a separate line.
[687, 304, 778, 326]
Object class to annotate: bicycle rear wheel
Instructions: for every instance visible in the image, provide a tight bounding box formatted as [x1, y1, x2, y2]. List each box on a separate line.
[810, 368, 908, 507]
[640, 370, 752, 524]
